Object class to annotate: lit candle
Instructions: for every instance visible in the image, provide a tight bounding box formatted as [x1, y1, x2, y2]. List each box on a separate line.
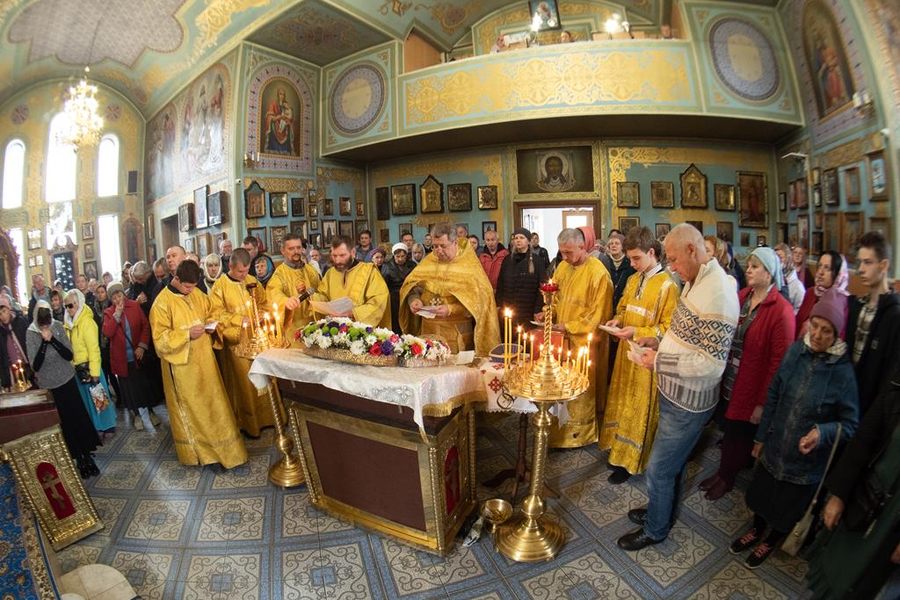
[273, 302, 281, 341]
[516, 326, 522, 366]
[567, 350, 572, 369]
[530, 334, 535, 366]
[586, 359, 592, 378]
[504, 308, 512, 370]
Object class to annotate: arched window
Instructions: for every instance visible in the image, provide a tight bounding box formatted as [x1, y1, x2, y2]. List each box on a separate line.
[2, 139, 25, 209]
[46, 113, 76, 202]
[98, 214, 121, 278]
[97, 134, 119, 197]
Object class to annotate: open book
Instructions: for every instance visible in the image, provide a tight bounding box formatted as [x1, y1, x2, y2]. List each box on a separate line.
[309, 297, 354, 315]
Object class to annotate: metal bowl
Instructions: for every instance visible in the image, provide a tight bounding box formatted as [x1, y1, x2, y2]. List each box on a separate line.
[482, 498, 513, 528]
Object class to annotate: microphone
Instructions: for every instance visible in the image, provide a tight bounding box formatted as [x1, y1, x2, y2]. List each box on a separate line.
[297, 288, 316, 302]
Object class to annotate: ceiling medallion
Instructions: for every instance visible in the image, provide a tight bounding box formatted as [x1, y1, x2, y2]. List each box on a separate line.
[59, 66, 104, 150]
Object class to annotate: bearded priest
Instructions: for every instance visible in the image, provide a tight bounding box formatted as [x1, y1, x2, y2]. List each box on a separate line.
[150, 260, 248, 468]
[399, 223, 499, 354]
[208, 248, 280, 437]
[310, 236, 391, 328]
[267, 233, 321, 344]
[541, 227, 613, 448]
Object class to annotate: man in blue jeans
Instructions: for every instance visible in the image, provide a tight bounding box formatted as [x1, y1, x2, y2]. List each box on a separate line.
[617, 224, 739, 550]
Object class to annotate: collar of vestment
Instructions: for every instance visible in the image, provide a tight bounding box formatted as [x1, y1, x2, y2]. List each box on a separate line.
[283, 258, 305, 269]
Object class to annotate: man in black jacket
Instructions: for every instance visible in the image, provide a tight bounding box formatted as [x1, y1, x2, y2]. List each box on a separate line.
[846, 231, 900, 417]
[0, 295, 31, 389]
[496, 227, 546, 330]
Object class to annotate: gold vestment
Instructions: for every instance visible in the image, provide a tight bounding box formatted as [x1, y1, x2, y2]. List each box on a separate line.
[548, 257, 613, 448]
[150, 286, 248, 468]
[208, 274, 281, 437]
[311, 261, 391, 329]
[399, 239, 499, 355]
[267, 261, 321, 345]
[600, 270, 677, 473]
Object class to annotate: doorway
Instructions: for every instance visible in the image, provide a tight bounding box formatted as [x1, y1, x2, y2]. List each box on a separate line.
[517, 202, 600, 259]
[161, 215, 179, 254]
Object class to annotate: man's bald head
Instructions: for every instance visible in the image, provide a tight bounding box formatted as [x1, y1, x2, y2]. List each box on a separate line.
[664, 223, 709, 284]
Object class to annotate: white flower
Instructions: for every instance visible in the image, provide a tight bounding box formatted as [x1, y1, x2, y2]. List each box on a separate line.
[364, 335, 377, 345]
[349, 340, 365, 355]
[316, 335, 332, 349]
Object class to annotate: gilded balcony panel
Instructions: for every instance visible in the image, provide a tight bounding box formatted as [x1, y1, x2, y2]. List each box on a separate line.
[400, 43, 701, 135]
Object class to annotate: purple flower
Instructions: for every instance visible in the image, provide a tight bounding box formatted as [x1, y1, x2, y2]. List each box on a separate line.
[380, 340, 393, 355]
[323, 331, 331, 337]
[328, 321, 339, 329]
[366, 327, 373, 333]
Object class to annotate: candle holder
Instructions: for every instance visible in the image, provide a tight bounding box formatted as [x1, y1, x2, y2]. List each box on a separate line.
[494, 282, 589, 562]
[232, 283, 302, 487]
[234, 283, 290, 360]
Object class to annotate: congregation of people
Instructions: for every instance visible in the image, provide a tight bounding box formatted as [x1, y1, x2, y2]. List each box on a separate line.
[2, 220, 899, 598]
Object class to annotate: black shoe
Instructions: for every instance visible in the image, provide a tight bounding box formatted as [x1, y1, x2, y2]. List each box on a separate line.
[627, 508, 647, 526]
[729, 527, 762, 554]
[608, 467, 631, 485]
[617, 528, 665, 551]
[76, 459, 90, 479]
[745, 541, 776, 569]
[85, 455, 100, 477]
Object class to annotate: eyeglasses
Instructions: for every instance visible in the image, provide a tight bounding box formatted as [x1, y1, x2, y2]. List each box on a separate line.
[65, 303, 76, 309]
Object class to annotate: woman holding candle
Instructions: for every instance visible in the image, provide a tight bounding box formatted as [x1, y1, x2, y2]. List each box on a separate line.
[0, 294, 32, 390]
[601, 227, 679, 484]
[27, 300, 101, 479]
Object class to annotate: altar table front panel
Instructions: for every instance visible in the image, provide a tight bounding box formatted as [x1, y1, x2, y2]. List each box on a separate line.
[279, 379, 476, 555]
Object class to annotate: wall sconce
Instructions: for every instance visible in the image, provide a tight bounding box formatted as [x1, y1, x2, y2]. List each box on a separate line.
[852, 89, 875, 118]
[243, 151, 260, 169]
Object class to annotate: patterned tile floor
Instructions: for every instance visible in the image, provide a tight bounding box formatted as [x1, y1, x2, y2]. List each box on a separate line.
[61, 406, 892, 599]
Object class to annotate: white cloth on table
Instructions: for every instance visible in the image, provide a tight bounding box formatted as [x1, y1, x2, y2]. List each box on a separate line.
[248, 348, 487, 433]
[476, 359, 569, 424]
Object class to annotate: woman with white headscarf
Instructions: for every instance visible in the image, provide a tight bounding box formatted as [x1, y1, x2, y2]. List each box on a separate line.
[27, 299, 101, 478]
[202, 253, 222, 290]
[64, 288, 117, 437]
[701, 247, 796, 501]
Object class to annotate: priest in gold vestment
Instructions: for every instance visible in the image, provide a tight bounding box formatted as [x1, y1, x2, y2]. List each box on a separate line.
[310, 236, 390, 328]
[545, 227, 613, 448]
[267, 233, 321, 344]
[399, 223, 499, 355]
[600, 227, 678, 482]
[149, 260, 248, 468]
[208, 248, 279, 437]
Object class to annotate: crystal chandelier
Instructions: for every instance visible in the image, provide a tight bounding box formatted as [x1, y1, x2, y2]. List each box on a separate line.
[59, 66, 103, 150]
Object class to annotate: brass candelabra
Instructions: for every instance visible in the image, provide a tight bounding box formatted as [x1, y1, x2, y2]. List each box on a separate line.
[233, 282, 304, 488]
[494, 281, 589, 562]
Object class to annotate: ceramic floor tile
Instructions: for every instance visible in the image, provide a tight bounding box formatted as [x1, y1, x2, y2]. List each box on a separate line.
[148, 459, 203, 491]
[88, 496, 129, 538]
[514, 562, 581, 600]
[123, 499, 191, 542]
[280, 547, 325, 597]
[181, 552, 262, 600]
[378, 537, 445, 597]
[210, 454, 271, 490]
[108, 550, 175, 600]
[119, 429, 168, 455]
[57, 543, 102, 574]
[93, 458, 150, 490]
[682, 485, 753, 537]
[280, 490, 319, 539]
[195, 498, 240, 543]
[682, 558, 792, 599]
[562, 475, 649, 532]
[312, 541, 384, 599]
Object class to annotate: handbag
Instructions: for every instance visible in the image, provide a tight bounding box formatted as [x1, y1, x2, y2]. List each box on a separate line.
[89, 383, 110, 412]
[74, 362, 92, 383]
[782, 423, 841, 556]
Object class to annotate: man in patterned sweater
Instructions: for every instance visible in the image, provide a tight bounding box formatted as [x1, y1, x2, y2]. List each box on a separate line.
[617, 224, 739, 550]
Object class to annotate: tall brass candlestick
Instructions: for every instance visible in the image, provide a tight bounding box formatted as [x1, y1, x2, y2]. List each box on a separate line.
[495, 280, 588, 562]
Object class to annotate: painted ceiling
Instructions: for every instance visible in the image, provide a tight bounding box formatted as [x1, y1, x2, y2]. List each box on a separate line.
[0, 0, 776, 118]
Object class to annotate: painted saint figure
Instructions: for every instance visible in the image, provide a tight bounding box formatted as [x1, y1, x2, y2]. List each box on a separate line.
[265, 87, 295, 155]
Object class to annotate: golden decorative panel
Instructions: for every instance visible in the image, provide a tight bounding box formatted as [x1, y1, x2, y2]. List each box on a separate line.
[403, 49, 694, 130]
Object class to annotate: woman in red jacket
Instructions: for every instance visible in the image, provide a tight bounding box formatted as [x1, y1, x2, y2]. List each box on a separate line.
[701, 247, 796, 500]
[101, 282, 161, 430]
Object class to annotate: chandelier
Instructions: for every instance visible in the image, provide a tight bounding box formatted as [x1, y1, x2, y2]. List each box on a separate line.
[59, 66, 103, 150]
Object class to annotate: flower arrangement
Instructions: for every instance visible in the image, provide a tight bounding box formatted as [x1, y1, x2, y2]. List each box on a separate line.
[297, 318, 451, 367]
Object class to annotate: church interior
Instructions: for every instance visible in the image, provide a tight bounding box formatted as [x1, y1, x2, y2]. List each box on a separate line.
[1, 0, 900, 598]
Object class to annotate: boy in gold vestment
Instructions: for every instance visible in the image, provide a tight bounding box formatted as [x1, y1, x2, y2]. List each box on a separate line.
[399, 223, 499, 355]
[310, 237, 391, 328]
[150, 260, 247, 468]
[543, 228, 612, 448]
[208, 248, 280, 437]
[267, 234, 321, 344]
[601, 227, 678, 483]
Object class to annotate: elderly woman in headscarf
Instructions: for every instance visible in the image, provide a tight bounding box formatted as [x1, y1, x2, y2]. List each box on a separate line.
[731, 288, 857, 569]
[64, 288, 117, 437]
[701, 247, 796, 501]
[27, 299, 101, 478]
[102, 282, 160, 431]
[202, 253, 222, 291]
[578, 225, 601, 259]
[795, 250, 849, 340]
[253, 254, 276, 288]
[411, 243, 425, 264]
